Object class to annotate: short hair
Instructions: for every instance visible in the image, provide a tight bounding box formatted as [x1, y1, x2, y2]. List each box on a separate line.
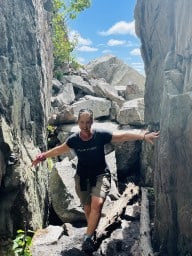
[78, 108, 93, 121]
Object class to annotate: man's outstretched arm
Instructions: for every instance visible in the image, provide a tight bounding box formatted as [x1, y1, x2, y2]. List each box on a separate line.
[111, 130, 160, 145]
[32, 143, 71, 166]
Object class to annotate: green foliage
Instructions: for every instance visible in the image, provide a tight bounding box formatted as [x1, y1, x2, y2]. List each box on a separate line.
[70, 58, 82, 69]
[12, 229, 34, 256]
[66, 0, 91, 20]
[47, 124, 57, 133]
[47, 125, 58, 170]
[52, 0, 91, 70]
[54, 70, 63, 80]
[47, 157, 54, 171]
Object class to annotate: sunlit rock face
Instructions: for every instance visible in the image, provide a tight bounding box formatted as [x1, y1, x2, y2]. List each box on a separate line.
[86, 54, 145, 90]
[135, 1, 192, 255]
[0, 0, 53, 236]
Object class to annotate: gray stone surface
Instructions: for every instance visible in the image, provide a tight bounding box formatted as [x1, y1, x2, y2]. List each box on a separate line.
[30, 190, 141, 256]
[0, 1, 149, 254]
[49, 158, 85, 223]
[0, 0, 52, 236]
[117, 98, 144, 126]
[135, 0, 192, 254]
[86, 54, 145, 89]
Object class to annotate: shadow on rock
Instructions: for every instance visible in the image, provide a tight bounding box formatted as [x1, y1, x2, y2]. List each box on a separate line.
[61, 247, 90, 256]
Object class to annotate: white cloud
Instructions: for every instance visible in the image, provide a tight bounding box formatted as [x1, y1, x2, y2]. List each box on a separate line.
[70, 30, 92, 46]
[130, 48, 141, 56]
[78, 36, 92, 46]
[131, 62, 143, 67]
[99, 20, 136, 36]
[69, 30, 76, 40]
[77, 45, 98, 52]
[107, 39, 126, 46]
[70, 30, 97, 52]
[97, 43, 106, 47]
[102, 49, 112, 54]
[77, 57, 86, 64]
[125, 41, 139, 47]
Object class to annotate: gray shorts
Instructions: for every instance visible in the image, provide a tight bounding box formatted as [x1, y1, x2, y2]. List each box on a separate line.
[74, 173, 111, 205]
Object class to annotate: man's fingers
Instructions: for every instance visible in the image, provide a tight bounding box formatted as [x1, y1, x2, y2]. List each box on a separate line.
[32, 159, 39, 167]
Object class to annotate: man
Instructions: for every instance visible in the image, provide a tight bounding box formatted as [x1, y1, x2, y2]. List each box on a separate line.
[32, 108, 159, 253]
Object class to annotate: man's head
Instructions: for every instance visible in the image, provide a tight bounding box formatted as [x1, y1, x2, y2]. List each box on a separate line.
[78, 109, 93, 132]
[78, 108, 93, 121]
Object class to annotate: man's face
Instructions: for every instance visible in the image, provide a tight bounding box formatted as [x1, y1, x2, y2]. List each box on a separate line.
[78, 113, 93, 133]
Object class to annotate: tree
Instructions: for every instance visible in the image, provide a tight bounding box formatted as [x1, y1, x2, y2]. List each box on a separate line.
[52, 0, 91, 71]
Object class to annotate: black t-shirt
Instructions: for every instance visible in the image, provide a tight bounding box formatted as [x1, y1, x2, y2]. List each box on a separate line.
[66, 128, 112, 178]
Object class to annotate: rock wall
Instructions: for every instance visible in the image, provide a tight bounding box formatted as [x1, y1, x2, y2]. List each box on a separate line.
[135, 1, 192, 255]
[0, 0, 52, 236]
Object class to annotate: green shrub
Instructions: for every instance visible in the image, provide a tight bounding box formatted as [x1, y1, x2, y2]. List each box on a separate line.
[12, 229, 33, 256]
[52, 0, 91, 71]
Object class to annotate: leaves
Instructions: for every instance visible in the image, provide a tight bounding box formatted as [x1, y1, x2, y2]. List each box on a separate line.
[12, 229, 33, 256]
[52, 0, 91, 69]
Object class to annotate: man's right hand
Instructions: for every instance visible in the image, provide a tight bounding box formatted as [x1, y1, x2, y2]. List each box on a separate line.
[32, 152, 46, 166]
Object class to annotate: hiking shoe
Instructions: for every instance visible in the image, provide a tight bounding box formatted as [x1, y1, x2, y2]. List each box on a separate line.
[82, 237, 95, 253]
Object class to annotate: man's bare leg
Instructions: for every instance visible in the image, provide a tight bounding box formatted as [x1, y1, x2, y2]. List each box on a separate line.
[82, 196, 105, 252]
[86, 196, 104, 236]
[83, 204, 91, 222]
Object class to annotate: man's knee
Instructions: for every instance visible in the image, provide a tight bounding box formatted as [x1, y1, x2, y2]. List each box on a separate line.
[91, 196, 104, 212]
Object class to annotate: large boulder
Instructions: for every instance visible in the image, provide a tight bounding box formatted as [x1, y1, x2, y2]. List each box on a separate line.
[49, 157, 85, 223]
[90, 77, 125, 107]
[48, 105, 77, 125]
[64, 75, 95, 99]
[117, 98, 144, 126]
[51, 79, 75, 107]
[71, 95, 111, 119]
[135, 0, 192, 254]
[124, 82, 144, 100]
[86, 54, 145, 89]
[0, 0, 52, 236]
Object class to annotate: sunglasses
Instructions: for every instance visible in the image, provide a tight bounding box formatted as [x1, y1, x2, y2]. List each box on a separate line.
[78, 108, 93, 120]
[78, 108, 93, 115]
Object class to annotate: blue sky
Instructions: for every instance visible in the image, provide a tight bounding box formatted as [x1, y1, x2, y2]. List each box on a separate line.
[68, 0, 144, 75]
